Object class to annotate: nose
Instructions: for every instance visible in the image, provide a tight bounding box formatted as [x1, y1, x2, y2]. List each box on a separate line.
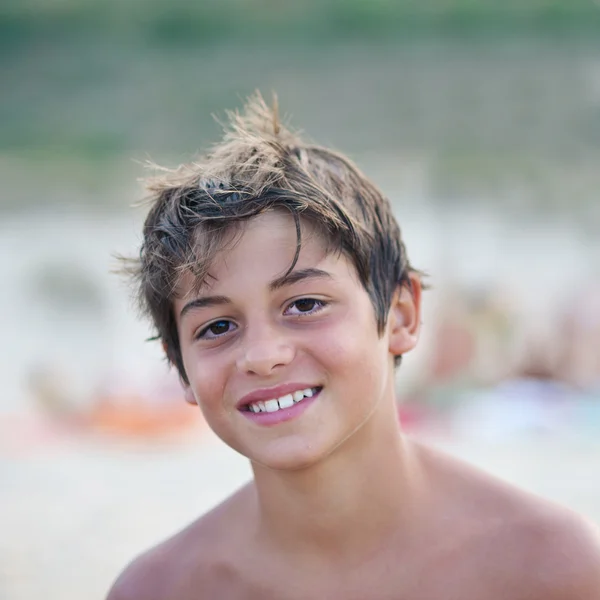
[236, 323, 295, 376]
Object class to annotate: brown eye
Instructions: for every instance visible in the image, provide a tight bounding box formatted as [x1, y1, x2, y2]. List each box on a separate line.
[208, 320, 230, 335]
[284, 298, 327, 317]
[294, 299, 317, 312]
[197, 319, 235, 340]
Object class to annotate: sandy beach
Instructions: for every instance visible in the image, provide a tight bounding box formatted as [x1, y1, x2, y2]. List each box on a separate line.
[1, 420, 599, 600]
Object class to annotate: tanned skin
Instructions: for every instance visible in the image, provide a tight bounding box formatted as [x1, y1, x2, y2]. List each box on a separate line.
[107, 212, 600, 600]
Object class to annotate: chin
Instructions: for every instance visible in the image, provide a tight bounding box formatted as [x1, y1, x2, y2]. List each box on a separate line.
[245, 436, 337, 472]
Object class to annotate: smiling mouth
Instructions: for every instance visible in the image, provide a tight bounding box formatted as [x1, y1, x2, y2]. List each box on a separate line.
[243, 387, 322, 413]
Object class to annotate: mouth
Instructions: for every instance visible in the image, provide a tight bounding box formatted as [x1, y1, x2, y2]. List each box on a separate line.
[242, 387, 322, 414]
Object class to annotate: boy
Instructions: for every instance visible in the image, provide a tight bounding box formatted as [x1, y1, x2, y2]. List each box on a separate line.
[108, 94, 600, 599]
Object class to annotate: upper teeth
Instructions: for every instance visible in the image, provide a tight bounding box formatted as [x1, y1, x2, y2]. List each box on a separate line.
[248, 388, 315, 413]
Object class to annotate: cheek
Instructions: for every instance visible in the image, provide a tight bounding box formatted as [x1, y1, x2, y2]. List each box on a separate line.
[183, 349, 228, 411]
[315, 312, 387, 380]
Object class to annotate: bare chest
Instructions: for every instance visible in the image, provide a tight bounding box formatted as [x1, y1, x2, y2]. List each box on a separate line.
[196, 548, 524, 600]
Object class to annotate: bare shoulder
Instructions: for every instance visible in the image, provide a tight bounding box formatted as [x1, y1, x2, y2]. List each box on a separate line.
[105, 483, 255, 600]
[105, 539, 177, 600]
[412, 440, 600, 598]
[515, 507, 600, 599]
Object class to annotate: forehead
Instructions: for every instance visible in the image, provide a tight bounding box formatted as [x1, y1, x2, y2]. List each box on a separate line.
[175, 210, 339, 299]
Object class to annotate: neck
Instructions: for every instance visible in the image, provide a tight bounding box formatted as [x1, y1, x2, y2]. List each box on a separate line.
[251, 395, 426, 562]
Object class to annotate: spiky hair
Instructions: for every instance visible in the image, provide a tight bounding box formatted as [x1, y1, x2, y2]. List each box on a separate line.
[125, 92, 418, 381]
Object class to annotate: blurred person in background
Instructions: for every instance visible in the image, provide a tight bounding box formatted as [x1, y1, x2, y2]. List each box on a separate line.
[559, 279, 600, 391]
[107, 95, 600, 600]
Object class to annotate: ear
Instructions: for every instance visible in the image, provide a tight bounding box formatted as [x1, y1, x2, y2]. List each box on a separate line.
[388, 273, 422, 356]
[182, 382, 197, 406]
[162, 340, 197, 406]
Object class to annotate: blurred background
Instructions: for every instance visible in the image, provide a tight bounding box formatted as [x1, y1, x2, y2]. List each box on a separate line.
[2, 1, 600, 598]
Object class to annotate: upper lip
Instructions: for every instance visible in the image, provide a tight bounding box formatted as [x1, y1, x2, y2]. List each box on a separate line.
[237, 383, 319, 409]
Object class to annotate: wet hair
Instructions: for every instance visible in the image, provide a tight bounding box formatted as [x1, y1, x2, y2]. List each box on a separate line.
[124, 93, 422, 382]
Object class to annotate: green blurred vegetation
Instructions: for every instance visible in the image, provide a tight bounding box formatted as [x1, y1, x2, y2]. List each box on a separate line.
[3, 0, 600, 46]
[2, 1, 600, 216]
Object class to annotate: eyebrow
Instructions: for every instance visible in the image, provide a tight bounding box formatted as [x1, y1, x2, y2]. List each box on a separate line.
[180, 295, 231, 320]
[179, 268, 333, 319]
[268, 267, 334, 292]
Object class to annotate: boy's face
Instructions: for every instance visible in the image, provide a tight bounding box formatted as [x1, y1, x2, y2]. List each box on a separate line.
[174, 210, 421, 470]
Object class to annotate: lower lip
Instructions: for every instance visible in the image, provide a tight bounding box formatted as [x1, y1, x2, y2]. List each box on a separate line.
[240, 390, 320, 426]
